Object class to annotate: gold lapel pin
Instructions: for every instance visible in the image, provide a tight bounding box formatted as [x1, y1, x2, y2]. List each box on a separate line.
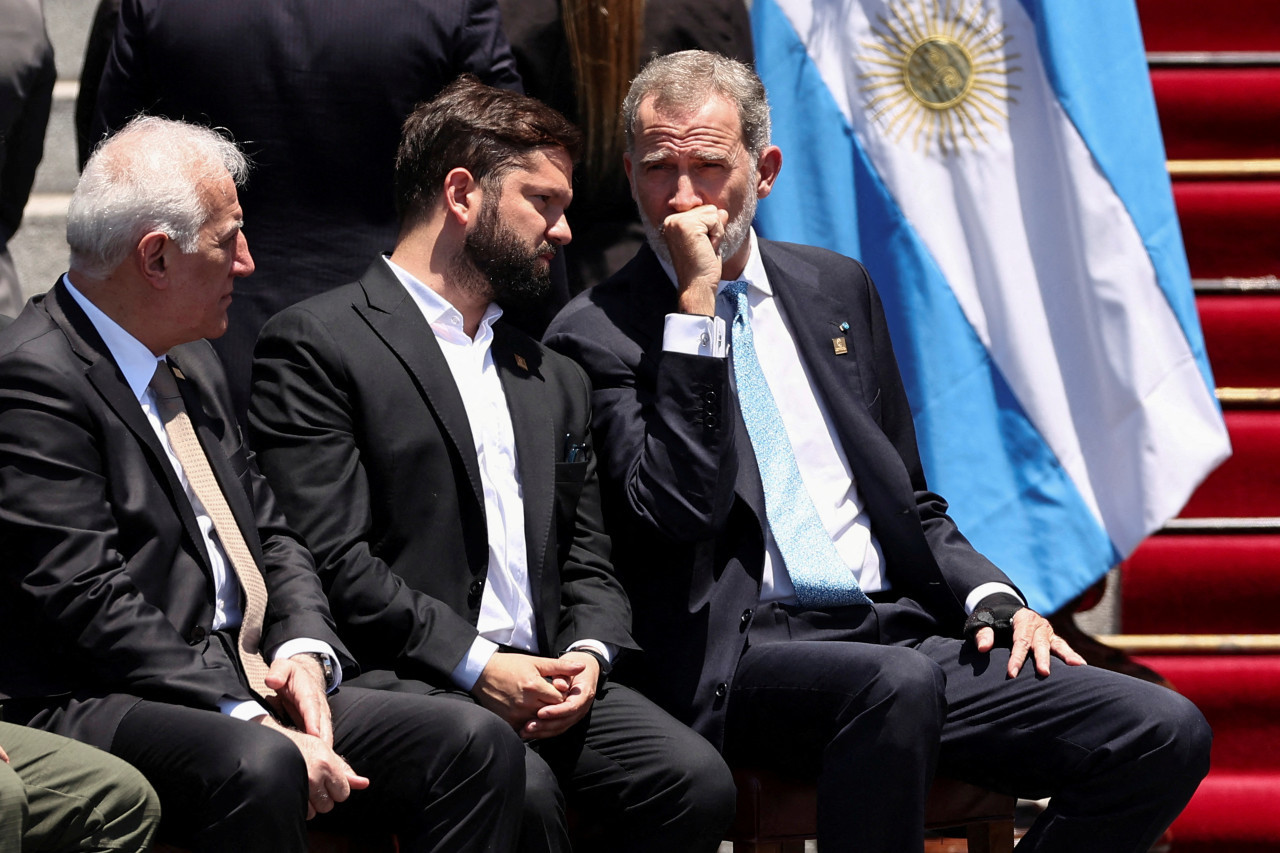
[514, 354, 528, 371]
[832, 337, 848, 355]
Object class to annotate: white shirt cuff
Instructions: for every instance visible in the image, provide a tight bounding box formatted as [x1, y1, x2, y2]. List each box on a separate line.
[451, 636, 501, 692]
[221, 699, 273, 719]
[273, 638, 343, 692]
[663, 314, 726, 358]
[565, 639, 615, 664]
[964, 583, 1024, 615]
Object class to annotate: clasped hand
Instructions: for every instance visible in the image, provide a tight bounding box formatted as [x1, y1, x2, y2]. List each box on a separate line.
[471, 651, 600, 740]
[255, 654, 369, 819]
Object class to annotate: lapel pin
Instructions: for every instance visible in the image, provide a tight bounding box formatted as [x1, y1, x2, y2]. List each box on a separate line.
[839, 322, 850, 332]
[514, 354, 528, 372]
[832, 337, 848, 355]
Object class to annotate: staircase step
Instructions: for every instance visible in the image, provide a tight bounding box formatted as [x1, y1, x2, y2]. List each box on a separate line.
[1153, 68, 1280, 160]
[1137, 0, 1280, 53]
[1122, 536, 1280, 634]
[1163, 771, 1280, 852]
[1133, 655, 1280, 773]
[1180, 410, 1280, 519]
[1173, 181, 1280, 278]
[1198, 292, 1280, 389]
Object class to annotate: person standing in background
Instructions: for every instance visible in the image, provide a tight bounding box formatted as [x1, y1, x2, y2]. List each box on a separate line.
[0, 0, 55, 317]
[90, 0, 522, 421]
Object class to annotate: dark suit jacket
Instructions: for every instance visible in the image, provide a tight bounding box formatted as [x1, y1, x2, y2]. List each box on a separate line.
[0, 282, 350, 747]
[249, 260, 636, 688]
[544, 240, 1017, 748]
[91, 0, 523, 416]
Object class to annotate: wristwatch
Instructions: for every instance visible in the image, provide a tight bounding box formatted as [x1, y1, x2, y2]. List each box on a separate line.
[308, 652, 336, 690]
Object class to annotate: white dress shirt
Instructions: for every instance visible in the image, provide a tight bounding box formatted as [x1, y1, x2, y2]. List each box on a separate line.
[64, 277, 340, 719]
[386, 259, 610, 691]
[660, 233, 1020, 613]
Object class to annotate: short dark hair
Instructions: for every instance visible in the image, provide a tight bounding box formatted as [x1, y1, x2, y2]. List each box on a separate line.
[395, 75, 582, 223]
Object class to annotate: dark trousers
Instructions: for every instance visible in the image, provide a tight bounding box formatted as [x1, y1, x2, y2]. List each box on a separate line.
[348, 670, 737, 853]
[28, 686, 525, 853]
[723, 600, 1212, 853]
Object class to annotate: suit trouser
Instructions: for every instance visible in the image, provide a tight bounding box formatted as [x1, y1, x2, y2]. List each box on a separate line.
[0, 720, 159, 853]
[723, 600, 1212, 853]
[22, 685, 524, 853]
[348, 670, 737, 853]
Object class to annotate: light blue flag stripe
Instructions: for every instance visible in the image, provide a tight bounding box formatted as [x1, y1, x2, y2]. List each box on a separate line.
[1020, 0, 1214, 391]
[752, 0, 1121, 613]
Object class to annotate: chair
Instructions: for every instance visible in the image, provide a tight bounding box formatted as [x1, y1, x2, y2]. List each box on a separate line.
[726, 767, 1016, 853]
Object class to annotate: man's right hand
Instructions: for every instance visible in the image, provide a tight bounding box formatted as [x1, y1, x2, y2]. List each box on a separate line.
[470, 651, 584, 738]
[664, 204, 729, 316]
[257, 715, 369, 818]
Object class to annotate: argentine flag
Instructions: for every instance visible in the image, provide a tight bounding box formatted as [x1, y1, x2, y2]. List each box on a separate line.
[751, 0, 1231, 614]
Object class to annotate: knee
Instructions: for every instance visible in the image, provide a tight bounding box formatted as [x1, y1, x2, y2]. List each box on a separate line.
[220, 728, 309, 814]
[523, 750, 564, 823]
[101, 759, 162, 835]
[866, 650, 947, 723]
[0, 763, 29, 833]
[1144, 690, 1213, 784]
[677, 743, 738, 836]
[433, 704, 526, 797]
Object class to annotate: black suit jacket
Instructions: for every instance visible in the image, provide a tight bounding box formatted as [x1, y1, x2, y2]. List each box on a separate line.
[0, 282, 350, 747]
[544, 240, 1016, 747]
[249, 260, 636, 688]
[91, 0, 523, 416]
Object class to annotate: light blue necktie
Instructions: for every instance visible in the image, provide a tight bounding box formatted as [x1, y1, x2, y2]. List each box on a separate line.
[725, 280, 871, 608]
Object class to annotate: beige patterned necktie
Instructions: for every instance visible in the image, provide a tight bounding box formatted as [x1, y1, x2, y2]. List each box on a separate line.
[150, 361, 275, 700]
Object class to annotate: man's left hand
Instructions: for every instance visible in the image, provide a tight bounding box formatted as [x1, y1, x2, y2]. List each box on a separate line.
[972, 608, 1087, 678]
[525, 651, 599, 739]
[267, 655, 334, 748]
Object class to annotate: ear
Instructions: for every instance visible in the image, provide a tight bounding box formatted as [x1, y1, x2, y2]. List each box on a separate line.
[442, 167, 482, 227]
[136, 231, 172, 290]
[755, 146, 782, 200]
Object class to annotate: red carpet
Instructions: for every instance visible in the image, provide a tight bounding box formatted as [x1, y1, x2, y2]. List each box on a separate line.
[1173, 182, 1280, 279]
[1197, 293, 1280, 388]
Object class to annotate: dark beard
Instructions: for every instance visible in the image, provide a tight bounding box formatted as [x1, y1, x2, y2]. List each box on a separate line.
[460, 201, 555, 313]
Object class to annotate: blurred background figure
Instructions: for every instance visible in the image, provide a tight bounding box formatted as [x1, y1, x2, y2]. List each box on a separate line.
[500, 0, 752, 294]
[89, 0, 521, 420]
[0, 0, 56, 317]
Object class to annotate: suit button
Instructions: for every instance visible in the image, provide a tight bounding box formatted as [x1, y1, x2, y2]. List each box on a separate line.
[469, 579, 485, 597]
[714, 682, 728, 698]
[739, 608, 753, 630]
[189, 625, 207, 644]
[705, 391, 717, 403]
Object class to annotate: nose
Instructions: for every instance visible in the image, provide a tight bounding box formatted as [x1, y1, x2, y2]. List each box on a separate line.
[233, 232, 255, 277]
[547, 212, 571, 247]
[670, 172, 701, 212]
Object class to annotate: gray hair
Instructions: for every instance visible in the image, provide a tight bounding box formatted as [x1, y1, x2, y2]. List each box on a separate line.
[621, 50, 772, 161]
[67, 116, 249, 278]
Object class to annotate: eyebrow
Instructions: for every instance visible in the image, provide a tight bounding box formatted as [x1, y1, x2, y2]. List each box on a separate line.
[638, 149, 731, 166]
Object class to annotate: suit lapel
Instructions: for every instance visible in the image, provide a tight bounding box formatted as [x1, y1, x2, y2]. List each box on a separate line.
[354, 260, 485, 510]
[493, 323, 556, 649]
[760, 241, 907, 502]
[48, 284, 213, 567]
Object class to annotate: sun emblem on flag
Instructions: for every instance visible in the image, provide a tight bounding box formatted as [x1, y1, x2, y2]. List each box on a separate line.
[859, 0, 1020, 154]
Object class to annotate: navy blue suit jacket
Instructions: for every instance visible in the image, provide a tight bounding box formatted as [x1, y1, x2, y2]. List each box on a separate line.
[545, 240, 1015, 747]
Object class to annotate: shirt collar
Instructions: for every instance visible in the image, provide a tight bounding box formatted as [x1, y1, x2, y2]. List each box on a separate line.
[63, 275, 166, 402]
[383, 255, 504, 335]
[657, 226, 772, 298]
